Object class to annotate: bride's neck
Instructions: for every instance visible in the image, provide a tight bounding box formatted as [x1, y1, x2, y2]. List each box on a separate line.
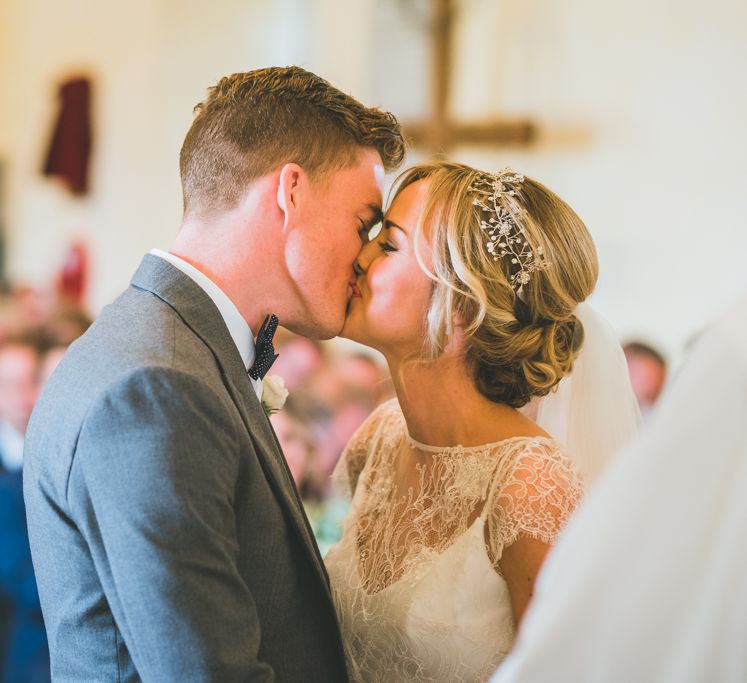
[388, 353, 521, 448]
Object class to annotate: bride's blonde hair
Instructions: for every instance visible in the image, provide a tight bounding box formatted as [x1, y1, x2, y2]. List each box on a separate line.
[393, 160, 599, 408]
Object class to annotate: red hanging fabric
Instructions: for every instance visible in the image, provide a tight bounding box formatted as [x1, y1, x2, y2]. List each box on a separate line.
[42, 77, 92, 195]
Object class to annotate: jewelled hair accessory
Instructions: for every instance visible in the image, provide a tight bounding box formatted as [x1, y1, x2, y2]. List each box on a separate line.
[470, 168, 549, 295]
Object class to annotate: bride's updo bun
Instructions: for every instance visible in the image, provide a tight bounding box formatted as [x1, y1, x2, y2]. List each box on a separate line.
[470, 308, 583, 408]
[393, 161, 598, 408]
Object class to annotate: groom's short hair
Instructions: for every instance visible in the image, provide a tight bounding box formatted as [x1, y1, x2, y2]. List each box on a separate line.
[180, 66, 406, 219]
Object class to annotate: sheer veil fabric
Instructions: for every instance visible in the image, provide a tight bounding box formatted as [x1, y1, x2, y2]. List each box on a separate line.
[534, 302, 642, 486]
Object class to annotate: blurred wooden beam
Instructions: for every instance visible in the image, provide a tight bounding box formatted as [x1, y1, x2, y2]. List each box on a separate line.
[403, 0, 536, 154]
[404, 120, 536, 149]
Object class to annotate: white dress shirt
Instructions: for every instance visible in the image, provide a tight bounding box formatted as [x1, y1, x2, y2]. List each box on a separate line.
[150, 249, 263, 400]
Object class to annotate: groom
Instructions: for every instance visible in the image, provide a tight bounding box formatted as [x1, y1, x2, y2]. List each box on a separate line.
[24, 66, 404, 680]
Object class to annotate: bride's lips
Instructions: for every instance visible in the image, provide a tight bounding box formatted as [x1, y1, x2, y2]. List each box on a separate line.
[349, 282, 362, 300]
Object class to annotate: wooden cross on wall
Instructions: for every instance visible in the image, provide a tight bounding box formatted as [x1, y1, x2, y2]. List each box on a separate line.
[403, 0, 535, 153]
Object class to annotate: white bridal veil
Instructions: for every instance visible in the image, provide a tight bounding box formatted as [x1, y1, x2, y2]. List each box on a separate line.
[533, 302, 642, 486]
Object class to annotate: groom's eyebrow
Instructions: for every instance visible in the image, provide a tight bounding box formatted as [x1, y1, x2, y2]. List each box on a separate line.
[363, 204, 383, 228]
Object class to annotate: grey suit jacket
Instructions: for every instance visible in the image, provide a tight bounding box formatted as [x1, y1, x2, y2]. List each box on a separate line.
[23, 255, 349, 682]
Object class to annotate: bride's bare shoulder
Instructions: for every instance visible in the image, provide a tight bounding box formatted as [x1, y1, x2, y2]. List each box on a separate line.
[338, 398, 403, 494]
[352, 398, 401, 443]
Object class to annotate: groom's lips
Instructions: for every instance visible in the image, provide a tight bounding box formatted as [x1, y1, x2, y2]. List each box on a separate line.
[348, 282, 362, 300]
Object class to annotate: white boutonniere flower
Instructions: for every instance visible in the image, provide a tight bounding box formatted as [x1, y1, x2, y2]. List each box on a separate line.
[261, 374, 288, 416]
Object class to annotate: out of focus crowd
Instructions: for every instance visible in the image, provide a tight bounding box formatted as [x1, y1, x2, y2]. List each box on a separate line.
[0, 279, 668, 682]
[0, 285, 92, 683]
[268, 331, 394, 555]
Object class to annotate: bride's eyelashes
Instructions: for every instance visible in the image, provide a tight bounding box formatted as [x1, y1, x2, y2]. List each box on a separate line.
[379, 239, 398, 254]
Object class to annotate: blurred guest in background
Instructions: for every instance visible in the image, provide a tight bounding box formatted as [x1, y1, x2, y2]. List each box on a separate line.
[41, 299, 93, 349]
[271, 333, 326, 393]
[0, 337, 40, 473]
[276, 333, 391, 478]
[270, 408, 325, 501]
[304, 352, 391, 479]
[270, 408, 346, 556]
[0, 334, 48, 683]
[37, 346, 69, 388]
[271, 334, 391, 555]
[623, 340, 667, 418]
[0, 291, 89, 683]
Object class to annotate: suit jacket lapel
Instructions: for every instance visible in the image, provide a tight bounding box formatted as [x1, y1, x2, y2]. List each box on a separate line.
[130, 255, 331, 593]
[210, 351, 331, 591]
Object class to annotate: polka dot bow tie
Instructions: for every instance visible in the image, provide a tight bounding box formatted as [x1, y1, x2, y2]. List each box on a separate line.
[248, 314, 279, 380]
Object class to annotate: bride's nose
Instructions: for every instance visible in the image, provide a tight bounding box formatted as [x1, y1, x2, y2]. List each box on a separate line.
[352, 259, 365, 280]
[354, 238, 379, 275]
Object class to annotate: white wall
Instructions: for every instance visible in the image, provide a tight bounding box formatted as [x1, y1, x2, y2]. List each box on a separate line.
[314, 0, 747, 358]
[446, 0, 747, 357]
[1, 0, 745, 358]
[0, 0, 309, 310]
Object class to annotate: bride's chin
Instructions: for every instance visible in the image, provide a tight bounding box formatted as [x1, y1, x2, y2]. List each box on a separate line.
[340, 312, 366, 345]
[339, 317, 359, 342]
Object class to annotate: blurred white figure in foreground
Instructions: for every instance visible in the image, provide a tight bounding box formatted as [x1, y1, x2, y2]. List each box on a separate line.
[492, 298, 747, 683]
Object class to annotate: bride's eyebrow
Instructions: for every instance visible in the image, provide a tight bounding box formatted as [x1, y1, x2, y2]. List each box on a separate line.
[383, 219, 407, 234]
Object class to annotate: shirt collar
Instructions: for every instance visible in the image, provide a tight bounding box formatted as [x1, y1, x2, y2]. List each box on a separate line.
[149, 249, 263, 399]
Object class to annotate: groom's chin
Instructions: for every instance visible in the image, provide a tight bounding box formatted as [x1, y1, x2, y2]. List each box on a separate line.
[286, 310, 344, 341]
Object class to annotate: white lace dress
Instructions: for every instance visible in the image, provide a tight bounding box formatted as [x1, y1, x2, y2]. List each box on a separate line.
[325, 399, 584, 683]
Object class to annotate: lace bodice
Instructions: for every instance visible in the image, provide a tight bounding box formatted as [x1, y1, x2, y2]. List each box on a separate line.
[325, 399, 584, 682]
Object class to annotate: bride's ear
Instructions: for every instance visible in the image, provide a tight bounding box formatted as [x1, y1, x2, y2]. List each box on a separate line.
[451, 311, 469, 336]
[443, 317, 468, 356]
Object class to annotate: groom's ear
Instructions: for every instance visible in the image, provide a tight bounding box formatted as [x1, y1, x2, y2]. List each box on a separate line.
[276, 163, 305, 224]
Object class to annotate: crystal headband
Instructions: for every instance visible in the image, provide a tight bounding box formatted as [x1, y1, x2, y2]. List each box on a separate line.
[470, 168, 549, 295]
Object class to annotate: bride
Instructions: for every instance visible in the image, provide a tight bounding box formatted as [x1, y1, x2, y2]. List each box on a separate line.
[324, 161, 639, 682]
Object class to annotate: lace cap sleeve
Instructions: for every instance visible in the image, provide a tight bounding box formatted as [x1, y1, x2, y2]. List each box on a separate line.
[332, 398, 400, 499]
[486, 439, 584, 562]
